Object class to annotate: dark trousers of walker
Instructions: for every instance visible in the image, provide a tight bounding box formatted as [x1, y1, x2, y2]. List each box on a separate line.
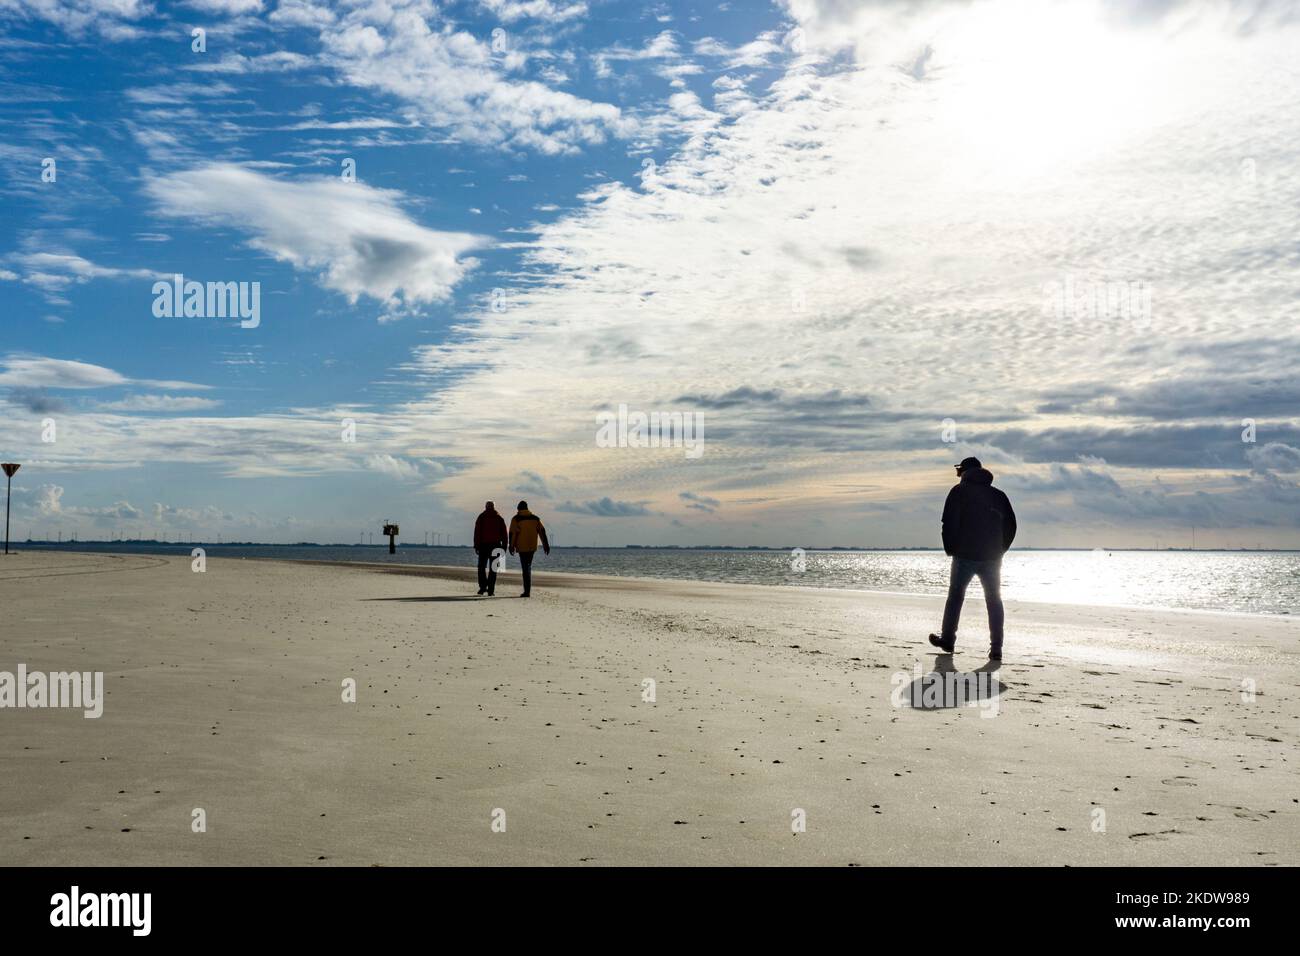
[940, 556, 1004, 652]
[517, 550, 536, 596]
[476, 547, 498, 595]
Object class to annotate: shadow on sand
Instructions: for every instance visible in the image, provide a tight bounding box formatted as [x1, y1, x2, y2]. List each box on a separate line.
[901, 654, 1006, 710]
[362, 595, 494, 603]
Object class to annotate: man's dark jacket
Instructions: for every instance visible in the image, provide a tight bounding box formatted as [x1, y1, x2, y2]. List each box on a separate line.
[473, 508, 508, 551]
[941, 467, 1017, 561]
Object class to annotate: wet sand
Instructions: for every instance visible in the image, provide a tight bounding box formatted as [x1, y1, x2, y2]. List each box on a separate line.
[1, 550, 1296, 865]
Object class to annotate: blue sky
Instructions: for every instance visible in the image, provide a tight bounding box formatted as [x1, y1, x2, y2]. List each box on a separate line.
[2, 0, 1300, 547]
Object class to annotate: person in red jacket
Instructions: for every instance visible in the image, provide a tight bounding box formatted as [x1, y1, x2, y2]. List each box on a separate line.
[473, 501, 508, 596]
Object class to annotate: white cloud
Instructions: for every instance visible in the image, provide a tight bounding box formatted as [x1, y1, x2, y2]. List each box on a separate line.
[10, 253, 157, 292]
[0, 0, 149, 39]
[188, 51, 314, 74]
[0, 395, 430, 483]
[145, 164, 488, 316]
[280, 116, 409, 130]
[692, 34, 783, 68]
[11, 483, 144, 524]
[776, 0, 1299, 66]
[1247, 442, 1300, 474]
[125, 82, 240, 105]
[0, 354, 210, 391]
[593, 30, 680, 78]
[316, 2, 632, 155]
[35, 483, 62, 515]
[98, 394, 223, 412]
[6, 482, 288, 535]
[478, 0, 588, 22]
[152, 501, 234, 525]
[366, 453, 424, 479]
[268, 0, 334, 28]
[23, 486, 225, 534]
[184, 0, 263, 13]
[0, 356, 126, 389]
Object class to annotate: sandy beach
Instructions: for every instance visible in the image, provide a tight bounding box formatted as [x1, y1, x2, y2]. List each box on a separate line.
[1, 550, 1296, 866]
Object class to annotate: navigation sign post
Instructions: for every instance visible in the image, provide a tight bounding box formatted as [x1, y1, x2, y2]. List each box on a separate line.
[383, 521, 399, 555]
[2, 463, 19, 555]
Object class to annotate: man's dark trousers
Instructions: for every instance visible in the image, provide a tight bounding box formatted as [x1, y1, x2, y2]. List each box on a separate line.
[940, 557, 1004, 652]
[517, 550, 535, 596]
[476, 548, 498, 595]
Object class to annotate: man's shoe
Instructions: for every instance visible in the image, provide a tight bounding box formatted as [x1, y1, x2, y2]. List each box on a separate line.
[520, 592, 530, 598]
[988, 647, 1002, 662]
[488, 590, 495, 597]
[477, 589, 486, 595]
[928, 633, 955, 653]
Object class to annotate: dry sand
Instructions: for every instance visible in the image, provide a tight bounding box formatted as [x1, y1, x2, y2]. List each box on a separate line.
[1, 550, 1296, 866]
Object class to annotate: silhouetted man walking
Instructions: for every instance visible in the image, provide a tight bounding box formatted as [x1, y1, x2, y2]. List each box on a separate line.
[508, 500, 550, 598]
[929, 457, 1017, 661]
[473, 501, 508, 596]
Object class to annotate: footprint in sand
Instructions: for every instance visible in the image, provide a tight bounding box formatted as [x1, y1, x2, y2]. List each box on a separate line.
[1160, 776, 1196, 787]
[1207, 804, 1271, 822]
[1129, 829, 1183, 841]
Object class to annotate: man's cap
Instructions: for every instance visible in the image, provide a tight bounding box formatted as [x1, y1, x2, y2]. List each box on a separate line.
[517, 500, 528, 510]
[956, 456, 982, 471]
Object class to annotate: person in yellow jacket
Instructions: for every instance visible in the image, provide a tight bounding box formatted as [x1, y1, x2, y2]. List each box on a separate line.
[508, 500, 550, 598]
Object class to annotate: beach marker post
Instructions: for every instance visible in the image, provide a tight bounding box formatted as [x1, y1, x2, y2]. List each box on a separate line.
[2, 463, 19, 555]
[383, 521, 399, 555]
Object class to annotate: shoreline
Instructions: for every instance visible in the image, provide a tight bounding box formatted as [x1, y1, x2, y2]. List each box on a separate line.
[283, 556, 1300, 623]
[13, 547, 1291, 622]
